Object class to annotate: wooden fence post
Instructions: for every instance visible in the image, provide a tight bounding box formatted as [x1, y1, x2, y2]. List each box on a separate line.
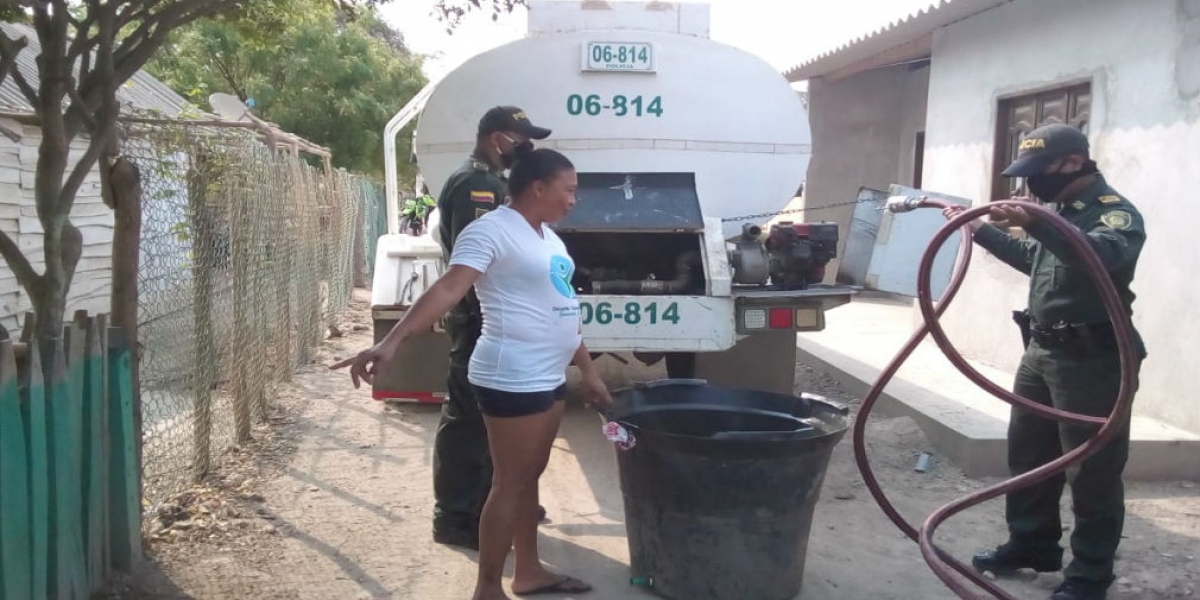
[62, 319, 89, 597]
[0, 333, 32, 600]
[231, 162, 252, 443]
[274, 160, 294, 383]
[274, 153, 292, 379]
[352, 179, 367, 288]
[250, 169, 268, 421]
[81, 316, 108, 589]
[106, 326, 142, 570]
[24, 338, 49, 600]
[190, 159, 215, 479]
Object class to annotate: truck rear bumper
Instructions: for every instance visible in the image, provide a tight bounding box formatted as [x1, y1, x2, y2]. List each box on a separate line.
[579, 285, 858, 352]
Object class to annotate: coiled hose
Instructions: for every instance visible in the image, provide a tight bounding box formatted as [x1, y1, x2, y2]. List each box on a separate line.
[853, 198, 1139, 600]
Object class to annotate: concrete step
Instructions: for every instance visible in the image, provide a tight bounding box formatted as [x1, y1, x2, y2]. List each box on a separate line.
[797, 298, 1200, 481]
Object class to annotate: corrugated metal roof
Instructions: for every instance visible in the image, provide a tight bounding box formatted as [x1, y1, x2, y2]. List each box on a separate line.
[783, 0, 1013, 82]
[0, 21, 199, 117]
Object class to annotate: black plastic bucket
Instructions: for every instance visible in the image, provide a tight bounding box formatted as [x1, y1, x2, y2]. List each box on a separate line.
[607, 379, 849, 600]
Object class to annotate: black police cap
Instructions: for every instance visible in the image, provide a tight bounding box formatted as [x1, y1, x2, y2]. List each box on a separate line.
[1002, 123, 1090, 178]
[477, 106, 551, 140]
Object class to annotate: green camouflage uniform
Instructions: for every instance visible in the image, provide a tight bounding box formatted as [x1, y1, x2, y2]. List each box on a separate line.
[973, 174, 1147, 590]
[431, 153, 507, 534]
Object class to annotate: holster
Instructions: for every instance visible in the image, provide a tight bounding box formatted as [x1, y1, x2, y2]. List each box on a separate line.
[1012, 310, 1032, 349]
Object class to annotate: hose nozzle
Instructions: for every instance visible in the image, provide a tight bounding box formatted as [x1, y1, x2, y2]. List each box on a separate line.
[885, 195, 926, 213]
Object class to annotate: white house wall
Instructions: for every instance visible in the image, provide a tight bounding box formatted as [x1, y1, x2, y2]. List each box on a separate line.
[923, 0, 1200, 432]
[896, 65, 930, 188]
[805, 63, 930, 276]
[0, 117, 114, 331]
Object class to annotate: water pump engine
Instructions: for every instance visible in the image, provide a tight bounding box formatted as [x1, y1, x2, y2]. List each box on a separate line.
[765, 222, 839, 290]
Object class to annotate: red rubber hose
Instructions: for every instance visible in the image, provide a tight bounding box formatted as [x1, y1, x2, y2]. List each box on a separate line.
[852, 199, 1139, 600]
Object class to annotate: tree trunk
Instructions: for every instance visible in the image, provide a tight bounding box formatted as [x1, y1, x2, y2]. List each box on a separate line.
[29, 222, 81, 369]
[107, 156, 143, 473]
[29, 286, 66, 363]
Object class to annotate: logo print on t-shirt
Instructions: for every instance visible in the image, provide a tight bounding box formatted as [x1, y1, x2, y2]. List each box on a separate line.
[549, 255, 576, 299]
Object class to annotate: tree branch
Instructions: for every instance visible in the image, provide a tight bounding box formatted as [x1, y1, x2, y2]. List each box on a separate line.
[67, 0, 238, 139]
[0, 34, 38, 108]
[212, 53, 248, 100]
[58, 123, 109, 214]
[30, 4, 70, 243]
[60, 1, 119, 216]
[67, 80, 97, 133]
[116, 0, 158, 30]
[0, 228, 40, 293]
[112, 0, 234, 62]
[65, 11, 98, 63]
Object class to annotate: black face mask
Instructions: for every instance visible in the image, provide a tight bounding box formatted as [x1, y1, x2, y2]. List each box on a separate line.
[1026, 160, 1098, 202]
[500, 140, 534, 169]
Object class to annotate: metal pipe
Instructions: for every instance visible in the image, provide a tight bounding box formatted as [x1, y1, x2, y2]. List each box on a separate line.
[383, 77, 443, 236]
[591, 251, 698, 295]
[855, 198, 1138, 600]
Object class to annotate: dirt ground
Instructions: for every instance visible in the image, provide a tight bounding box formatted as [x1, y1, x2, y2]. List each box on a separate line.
[106, 293, 1199, 600]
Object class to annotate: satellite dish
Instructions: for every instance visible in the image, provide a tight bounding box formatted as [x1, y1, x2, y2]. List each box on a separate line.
[209, 92, 252, 122]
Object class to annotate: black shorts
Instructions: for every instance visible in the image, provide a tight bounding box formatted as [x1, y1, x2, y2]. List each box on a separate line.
[472, 384, 567, 418]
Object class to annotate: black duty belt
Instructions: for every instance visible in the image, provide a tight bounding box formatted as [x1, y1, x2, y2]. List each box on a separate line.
[1029, 320, 1115, 351]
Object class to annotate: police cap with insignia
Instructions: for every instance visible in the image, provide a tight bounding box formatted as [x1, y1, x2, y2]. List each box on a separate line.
[478, 106, 552, 140]
[1001, 123, 1089, 178]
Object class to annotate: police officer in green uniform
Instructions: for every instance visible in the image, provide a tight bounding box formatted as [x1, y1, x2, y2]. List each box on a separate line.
[944, 124, 1147, 600]
[431, 106, 552, 550]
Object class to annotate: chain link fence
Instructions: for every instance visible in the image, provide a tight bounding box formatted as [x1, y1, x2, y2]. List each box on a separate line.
[124, 120, 380, 517]
[358, 178, 389, 285]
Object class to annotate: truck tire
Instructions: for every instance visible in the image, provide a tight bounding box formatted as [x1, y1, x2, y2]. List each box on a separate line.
[692, 330, 797, 396]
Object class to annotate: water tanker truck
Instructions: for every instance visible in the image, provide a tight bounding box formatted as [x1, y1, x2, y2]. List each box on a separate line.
[370, 0, 858, 400]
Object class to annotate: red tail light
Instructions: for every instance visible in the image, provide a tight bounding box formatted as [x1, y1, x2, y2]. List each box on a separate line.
[768, 307, 793, 329]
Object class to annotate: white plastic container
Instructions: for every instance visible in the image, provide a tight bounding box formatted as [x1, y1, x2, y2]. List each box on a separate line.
[370, 233, 445, 308]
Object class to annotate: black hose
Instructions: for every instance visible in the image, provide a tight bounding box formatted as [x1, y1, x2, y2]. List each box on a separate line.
[853, 199, 1138, 600]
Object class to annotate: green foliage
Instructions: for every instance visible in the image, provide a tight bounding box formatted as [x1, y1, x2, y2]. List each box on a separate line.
[435, 0, 525, 33]
[0, 6, 28, 23]
[147, 0, 426, 179]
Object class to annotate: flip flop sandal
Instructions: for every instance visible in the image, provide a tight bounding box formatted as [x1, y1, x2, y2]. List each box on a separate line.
[513, 575, 593, 596]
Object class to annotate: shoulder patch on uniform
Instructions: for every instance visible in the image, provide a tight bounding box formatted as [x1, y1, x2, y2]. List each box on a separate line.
[1098, 195, 1121, 204]
[1101, 210, 1133, 230]
[470, 190, 495, 204]
[475, 207, 490, 219]
[470, 158, 490, 171]
[1071, 201, 1086, 211]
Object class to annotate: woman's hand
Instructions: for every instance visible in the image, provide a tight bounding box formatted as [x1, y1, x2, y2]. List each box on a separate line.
[580, 372, 614, 413]
[330, 341, 398, 389]
[329, 265, 482, 390]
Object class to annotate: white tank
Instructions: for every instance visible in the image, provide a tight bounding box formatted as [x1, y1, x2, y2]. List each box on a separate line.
[371, 234, 445, 307]
[413, 1, 811, 240]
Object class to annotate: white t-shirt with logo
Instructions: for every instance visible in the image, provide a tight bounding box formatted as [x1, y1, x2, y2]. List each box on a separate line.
[448, 205, 583, 393]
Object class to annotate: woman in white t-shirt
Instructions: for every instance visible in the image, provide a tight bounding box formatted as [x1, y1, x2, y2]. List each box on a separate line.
[332, 147, 612, 600]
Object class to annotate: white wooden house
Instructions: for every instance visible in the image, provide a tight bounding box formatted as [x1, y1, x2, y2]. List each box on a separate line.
[785, 0, 1200, 434]
[0, 21, 195, 331]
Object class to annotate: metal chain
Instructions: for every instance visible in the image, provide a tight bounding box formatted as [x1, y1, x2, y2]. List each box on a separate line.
[720, 197, 879, 223]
